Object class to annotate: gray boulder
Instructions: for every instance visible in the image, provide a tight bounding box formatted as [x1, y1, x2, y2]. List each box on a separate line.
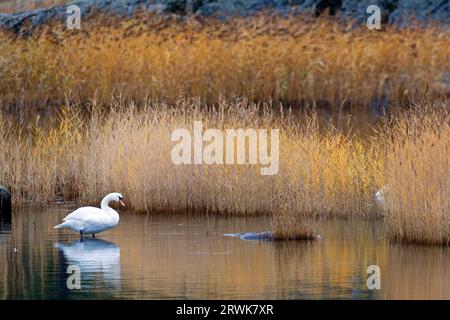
[224, 231, 275, 241]
[0, 0, 166, 32]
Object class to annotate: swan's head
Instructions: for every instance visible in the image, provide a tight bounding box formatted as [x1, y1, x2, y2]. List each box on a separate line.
[111, 192, 125, 207]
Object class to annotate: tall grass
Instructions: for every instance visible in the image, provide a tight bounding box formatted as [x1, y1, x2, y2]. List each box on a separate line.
[0, 13, 448, 244]
[0, 14, 448, 111]
[0, 97, 383, 214]
[383, 98, 450, 245]
[1, 96, 448, 243]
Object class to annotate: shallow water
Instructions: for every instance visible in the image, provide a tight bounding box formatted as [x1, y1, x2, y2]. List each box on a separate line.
[0, 206, 449, 299]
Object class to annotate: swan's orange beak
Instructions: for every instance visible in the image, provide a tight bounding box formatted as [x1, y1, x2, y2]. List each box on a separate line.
[119, 199, 126, 207]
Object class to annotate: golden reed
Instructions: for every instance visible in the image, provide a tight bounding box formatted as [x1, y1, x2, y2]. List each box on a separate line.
[0, 14, 448, 111]
[1, 97, 448, 243]
[0, 13, 448, 243]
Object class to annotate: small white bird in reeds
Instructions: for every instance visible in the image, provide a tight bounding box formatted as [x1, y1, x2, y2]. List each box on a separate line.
[375, 186, 389, 207]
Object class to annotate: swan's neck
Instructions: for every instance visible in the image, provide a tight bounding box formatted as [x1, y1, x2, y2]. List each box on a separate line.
[101, 195, 114, 211]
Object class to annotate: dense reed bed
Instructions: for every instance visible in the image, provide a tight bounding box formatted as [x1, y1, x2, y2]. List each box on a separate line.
[383, 98, 450, 245]
[1, 96, 448, 243]
[0, 14, 448, 112]
[0, 97, 382, 213]
[0, 13, 448, 244]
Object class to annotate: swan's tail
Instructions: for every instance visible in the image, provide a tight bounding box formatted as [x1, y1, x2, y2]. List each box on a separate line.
[54, 221, 69, 229]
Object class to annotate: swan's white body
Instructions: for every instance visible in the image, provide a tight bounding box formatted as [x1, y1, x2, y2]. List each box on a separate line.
[375, 186, 389, 206]
[54, 193, 124, 236]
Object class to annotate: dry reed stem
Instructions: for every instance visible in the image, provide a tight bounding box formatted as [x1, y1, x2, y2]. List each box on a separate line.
[0, 14, 448, 111]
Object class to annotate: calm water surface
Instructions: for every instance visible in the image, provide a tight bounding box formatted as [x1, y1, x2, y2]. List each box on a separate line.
[1, 206, 449, 299]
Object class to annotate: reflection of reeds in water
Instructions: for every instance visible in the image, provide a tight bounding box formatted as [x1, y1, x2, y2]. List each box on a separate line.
[87, 215, 392, 299]
[2, 209, 450, 299]
[0, 208, 61, 299]
[384, 244, 450, 299]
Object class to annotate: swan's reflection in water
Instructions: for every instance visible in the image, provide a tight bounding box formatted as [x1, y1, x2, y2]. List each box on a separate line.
[55, 239, 121, 291]
[2, 208, 450, 299]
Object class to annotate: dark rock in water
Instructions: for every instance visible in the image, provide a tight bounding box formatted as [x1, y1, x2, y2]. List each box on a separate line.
[224, 231, 275, 241]
[225, 231, 322, 241]
[0, 185, 11, 205]
[0, 0, 448, 31]
[0, 186, 12, 221]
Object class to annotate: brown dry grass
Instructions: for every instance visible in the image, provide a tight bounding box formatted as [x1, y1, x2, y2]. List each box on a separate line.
[0, 97, 383, 214]
[0, 14, 449, 244]
[1, 96, 449, 243]
[0, 99, 381, 230]
[382, 97, 450, 245]
[0, 14, 448, 111]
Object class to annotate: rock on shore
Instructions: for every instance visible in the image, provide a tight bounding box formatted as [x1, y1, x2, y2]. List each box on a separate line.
[0, 185, 11, 214]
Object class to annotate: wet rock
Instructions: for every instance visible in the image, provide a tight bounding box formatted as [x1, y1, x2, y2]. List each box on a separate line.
[0, 0, 166, 32]
[224, 231, 274, 241]
[224, 231, 322, 241]
[0, 185, 12, 218]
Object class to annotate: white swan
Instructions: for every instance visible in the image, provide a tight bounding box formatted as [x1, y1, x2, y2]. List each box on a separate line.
[375, 186, 389, 206]
[54, 192, 125, 239]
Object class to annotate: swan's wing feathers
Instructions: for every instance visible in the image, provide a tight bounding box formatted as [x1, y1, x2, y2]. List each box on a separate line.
[63, 207, 104, 223]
